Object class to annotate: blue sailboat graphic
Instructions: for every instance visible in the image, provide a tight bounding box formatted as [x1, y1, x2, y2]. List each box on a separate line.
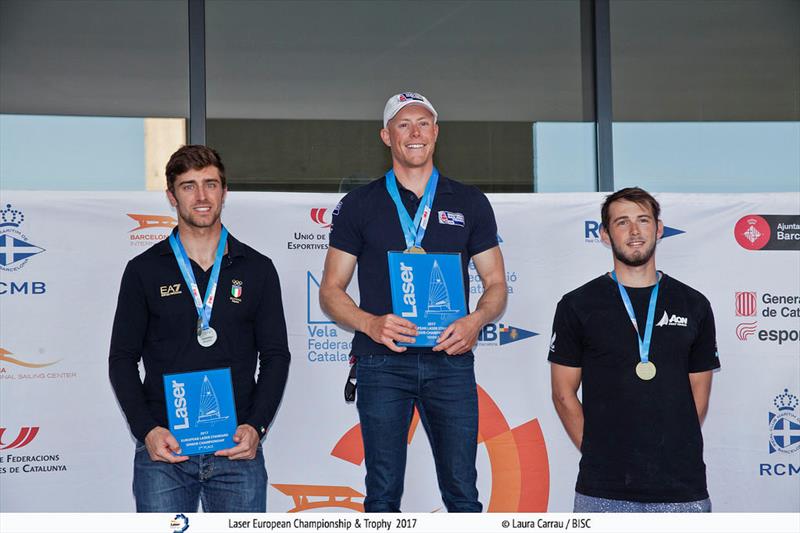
[197, 375, 229, 424]
[425, 260, 459, 316]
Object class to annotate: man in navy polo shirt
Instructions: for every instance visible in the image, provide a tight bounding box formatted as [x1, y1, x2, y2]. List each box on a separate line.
[319, 92, 507, 512]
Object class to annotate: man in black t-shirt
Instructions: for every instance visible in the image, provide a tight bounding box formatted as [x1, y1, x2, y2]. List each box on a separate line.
[549, 187, 720, 512]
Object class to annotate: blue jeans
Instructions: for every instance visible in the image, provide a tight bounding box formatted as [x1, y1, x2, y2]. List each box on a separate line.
[574, 493, 712, 513]
[133, 442, 267, 512]
[356, 353, 481, 513]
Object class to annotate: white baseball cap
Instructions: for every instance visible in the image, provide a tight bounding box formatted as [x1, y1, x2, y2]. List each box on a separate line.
[382, 92, 438, 128]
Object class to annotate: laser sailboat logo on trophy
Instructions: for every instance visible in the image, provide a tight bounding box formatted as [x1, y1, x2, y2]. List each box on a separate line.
[197, 375, 229, 425]
[424, 260, 459, 319]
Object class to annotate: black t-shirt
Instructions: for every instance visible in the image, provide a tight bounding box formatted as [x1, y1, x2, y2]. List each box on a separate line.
[329, 174, 498, 356]
[548, 273, 720, 503]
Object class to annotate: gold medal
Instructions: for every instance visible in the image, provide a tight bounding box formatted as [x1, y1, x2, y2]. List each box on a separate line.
[635, 361, 657, 381]
[405, 246, 426, 254]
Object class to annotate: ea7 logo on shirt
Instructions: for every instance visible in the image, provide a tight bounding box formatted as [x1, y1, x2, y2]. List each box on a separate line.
[160, 284, 182, 297]
[655, 311, 688, 327]
[438, 210, 465, 227]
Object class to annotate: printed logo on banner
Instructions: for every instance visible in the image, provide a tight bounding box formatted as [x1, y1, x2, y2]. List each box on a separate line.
[305, 272, 351, 363]
[0, 347, 77, 381]
[760, 389, 800, 477]
[0, 426, 40, 450]
[736, 292, 758, 316]
[287, 209, 333, 252]
[584, 220, 685, 244]
[270, 385, 550, 512]
[0, 204, 48, 296]
[0, 427, 68, 475]
[0, 204, 46, 272]
[478, 323, 539, 346]
[310, 208, 332, 228]
[768, 389, 800, 454]
[127, 213, 177, 247]
[169, 514, 190, 533]
[734, 214, 800, 251]
[736, 322, 758, 341]
[732, 291, 800, 346]
[735, 215, 771, 250]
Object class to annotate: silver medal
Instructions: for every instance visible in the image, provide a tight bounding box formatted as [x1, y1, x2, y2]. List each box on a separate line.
[197, 326, 217, 347]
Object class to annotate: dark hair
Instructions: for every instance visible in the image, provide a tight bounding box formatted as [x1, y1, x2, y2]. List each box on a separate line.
[165, 145, 226, 191]
[601, 187, 660, 230]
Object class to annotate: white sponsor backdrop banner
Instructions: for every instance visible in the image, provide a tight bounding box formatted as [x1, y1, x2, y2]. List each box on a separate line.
[0, 191, 798, 512]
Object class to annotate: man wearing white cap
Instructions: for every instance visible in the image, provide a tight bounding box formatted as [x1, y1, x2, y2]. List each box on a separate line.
[320, 92, 507, 512]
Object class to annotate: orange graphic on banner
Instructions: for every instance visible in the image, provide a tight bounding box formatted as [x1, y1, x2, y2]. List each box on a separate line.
[285, 384, 550, 512]
[0, 348, 59, 368]
[329, 424, 363, 465]
[127, 214, 177, 231]
[272, 484, 364, 512]
[476, 387, 550, 512]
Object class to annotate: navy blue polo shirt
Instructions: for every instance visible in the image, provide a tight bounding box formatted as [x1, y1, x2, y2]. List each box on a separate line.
[329, 174, 498, 356]
[109, 229, 290, 442]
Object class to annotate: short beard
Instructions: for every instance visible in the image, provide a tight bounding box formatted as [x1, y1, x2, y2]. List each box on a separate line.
[609, 235, 656, 267]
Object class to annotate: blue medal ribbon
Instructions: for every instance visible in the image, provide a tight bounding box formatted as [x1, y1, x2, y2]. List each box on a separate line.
[385, 167, 439, 250]
[168, 226, 228, 333]
[611, 270, 660, 365]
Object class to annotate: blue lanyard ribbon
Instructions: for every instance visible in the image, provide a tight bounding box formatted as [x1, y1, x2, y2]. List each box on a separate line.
[385, 167, 439, 250]
[168, 226, 228, 331]
[611, 271, 660, 364]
